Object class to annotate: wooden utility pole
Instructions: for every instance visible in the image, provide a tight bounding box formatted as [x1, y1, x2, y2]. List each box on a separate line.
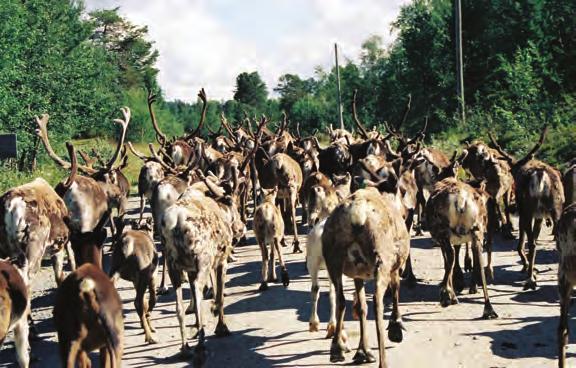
[455, 0, 465, 125]
[334, 43, 344, 129]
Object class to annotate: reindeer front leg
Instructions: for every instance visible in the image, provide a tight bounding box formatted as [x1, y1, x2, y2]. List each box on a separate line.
[290, 187, 302, 253]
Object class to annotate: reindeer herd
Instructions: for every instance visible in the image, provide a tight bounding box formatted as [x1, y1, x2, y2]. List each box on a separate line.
[0, 88, 574, 368]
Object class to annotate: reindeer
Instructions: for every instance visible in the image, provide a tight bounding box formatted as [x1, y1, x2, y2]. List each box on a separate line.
[557, 203, 576, 368]
[0, 143, 81, 285]
[109, 217, 159, 344]
[489, 127, 564, 289]
[160, 189, 233, 366]
[135, 158, 165, 223]
[54, 210, 123, 368]
[0, 257, 29, 368]
[269, 153, 303, 253]
[54, 263, 123, 367]
[563, 159, 576, 208]
[253, 187, 290, 291]
[460, 141, 515, 238]
[322, 174, 410, 367]
[425, 176, 498, 319]
[147, 88, 207, 166]
[35, 109, 130, 237]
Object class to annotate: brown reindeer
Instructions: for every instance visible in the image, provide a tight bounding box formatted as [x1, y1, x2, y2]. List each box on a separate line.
[322, 175, 410, 367]
[557, 203, 576, 368]
[253, 188, 289, 291]
[460, 141, 515, 238]
[563, 159, 576, 208]
[425, 176, 498, 319]
[160, 188, 233, 365]
[269, 153, 303, 253]
[54, 212, 123, 368]
[0, 142, 82, 285]
[109, 217, 159, 344]
[54, 263, 123, 368]
[0, 257, 29, 368]
[490, 127, 564, 289]
[35, 110, 130, 236]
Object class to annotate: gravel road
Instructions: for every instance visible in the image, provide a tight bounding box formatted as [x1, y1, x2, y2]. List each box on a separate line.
[0, 196, 567, 367]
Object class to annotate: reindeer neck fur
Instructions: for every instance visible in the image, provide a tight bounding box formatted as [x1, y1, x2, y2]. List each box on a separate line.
[63, 176, 108, 233]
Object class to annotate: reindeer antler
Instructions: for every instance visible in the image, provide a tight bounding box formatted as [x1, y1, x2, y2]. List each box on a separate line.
[185, 88, 208, 140]
[78, 150, 97, 168]
[352, 90, 369, 139]
[488, 132, 514, 163]
[127, 142, 152, 162]
[106, 106, 131, 170]
[148, 143, 177, 174]
[35, 114, 96, 174]
[517, 125, 548, 166]
[147, 88, 167, 146]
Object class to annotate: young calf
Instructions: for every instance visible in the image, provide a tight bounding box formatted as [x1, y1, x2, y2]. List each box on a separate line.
[253, 188, 289, 291]
[109, 218, 158, 344]
[426, 177, 498, 319]
[54, 263, 123, 368]
[54, 214, 124, 367]
[0, 257, 29, 368]
[558, 203, 576, 368]
[322, 183, 410, 367]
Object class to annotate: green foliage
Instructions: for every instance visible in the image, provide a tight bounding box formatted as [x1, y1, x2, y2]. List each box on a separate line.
[233, 72, 268, 109]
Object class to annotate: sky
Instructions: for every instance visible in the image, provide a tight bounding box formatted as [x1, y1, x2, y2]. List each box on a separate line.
[85, 0, 410, 102]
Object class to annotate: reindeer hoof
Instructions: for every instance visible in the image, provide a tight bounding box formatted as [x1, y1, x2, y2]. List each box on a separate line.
[179, 343, 193, 360]
[329, 342, 346, 363]
[352, 349, 376, 364]
[157, 286, 170, 295]
[309, 321, 320, 332]
[281, 269, 290, 287]
[259, 282, 268, 291]
[523, 279, 537, 291]
[482, 305, 498, 320]
[387, 320, 405, 343]
[440, 289, 456, 307]
[146, 335, 158, 344]
[227, 255, 237, 263]
[469, 284, 478, 294]
[193, 344, 206, 367]
[292, 245, 303, 254]
[214, 322, 231, 338]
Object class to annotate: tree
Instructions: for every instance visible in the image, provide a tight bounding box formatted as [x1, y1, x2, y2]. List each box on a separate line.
[0, 0, 122, 169]
[233, 72, 268, 108]
[89, 8, 159, 90]
[274, 74, 315, 112]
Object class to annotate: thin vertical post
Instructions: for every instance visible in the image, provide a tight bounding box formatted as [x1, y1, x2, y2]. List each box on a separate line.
[455, 0, 465, 125]
[335, 43, 344, 130]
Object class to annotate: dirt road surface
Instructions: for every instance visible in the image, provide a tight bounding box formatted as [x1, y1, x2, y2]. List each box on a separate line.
[0, 196, 568, 367]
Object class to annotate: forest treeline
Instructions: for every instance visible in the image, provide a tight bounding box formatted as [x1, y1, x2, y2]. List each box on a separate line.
[0, 0, 574, 175]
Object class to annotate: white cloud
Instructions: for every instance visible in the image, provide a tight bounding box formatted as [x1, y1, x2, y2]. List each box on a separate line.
[85, 0, 409, 101]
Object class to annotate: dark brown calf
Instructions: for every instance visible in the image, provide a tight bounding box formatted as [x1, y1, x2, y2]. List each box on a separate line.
[110, 218, 158, 344]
